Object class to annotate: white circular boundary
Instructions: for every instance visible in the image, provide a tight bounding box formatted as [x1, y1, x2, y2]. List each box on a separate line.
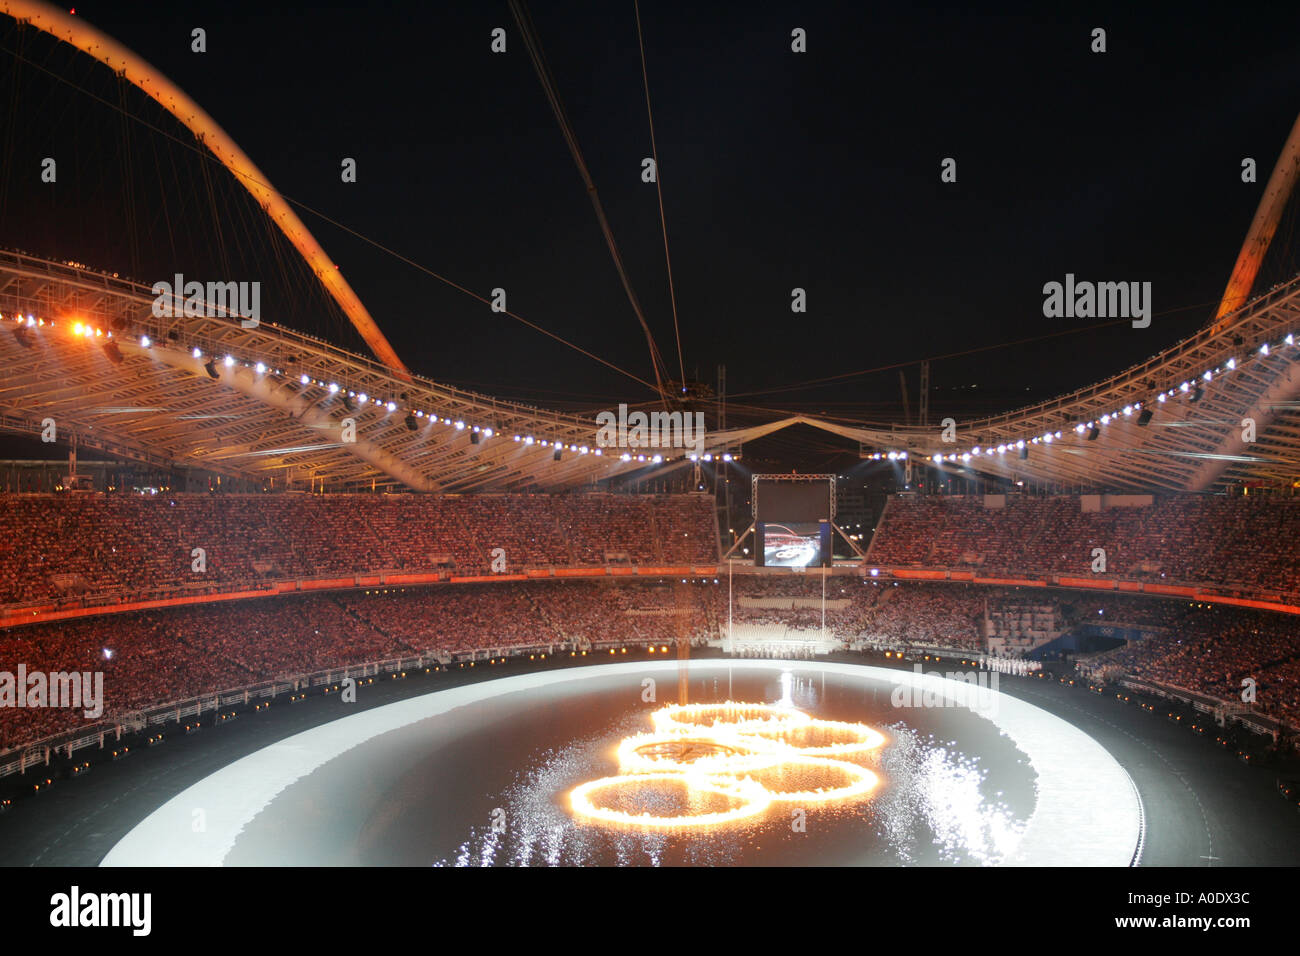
[100, 660, 1141, 867]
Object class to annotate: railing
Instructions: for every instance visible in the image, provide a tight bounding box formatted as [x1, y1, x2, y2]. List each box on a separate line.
[1113, 676, 1293, 738]
[0, 248, 599, 434]
[0, 560, 726, 630]
[867, 564, 1300, 615]
[0, 640, 577, 779]
[5, 633, 1292, 780]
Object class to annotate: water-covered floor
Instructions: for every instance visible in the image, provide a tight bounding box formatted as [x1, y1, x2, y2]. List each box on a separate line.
[101, 661, 1141, 866]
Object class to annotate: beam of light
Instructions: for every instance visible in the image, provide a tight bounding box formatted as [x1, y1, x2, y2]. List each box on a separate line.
[568, 701, 884, 829]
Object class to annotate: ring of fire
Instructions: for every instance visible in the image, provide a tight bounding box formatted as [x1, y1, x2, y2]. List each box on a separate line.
[568, 702, 885, 829]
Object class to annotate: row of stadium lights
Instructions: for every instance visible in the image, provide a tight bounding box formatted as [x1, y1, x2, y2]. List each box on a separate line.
[856, 333, 1300, 464]
[13, 308, 738, 466]
[37, 306, 1287, 460]
[499, 442, 737, 464]
[12, 312, 717, 461]
[8, 312, 553, 448]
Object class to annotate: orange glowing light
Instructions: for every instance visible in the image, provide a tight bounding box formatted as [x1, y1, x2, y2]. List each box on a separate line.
[568, 701, 884, 829]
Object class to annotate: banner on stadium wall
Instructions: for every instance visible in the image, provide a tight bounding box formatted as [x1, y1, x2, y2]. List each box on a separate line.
[891, 569, 948, 581]
[1057, 575, 1116, 590]
[1077, 623, 1156, 643]
[1141, 583, 1198, 597]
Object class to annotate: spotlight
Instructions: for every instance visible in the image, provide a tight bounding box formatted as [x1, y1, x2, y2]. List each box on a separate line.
[342, 394, 356, 412]
[404, 413, 418, 431]
[101, 339, 123, 364]
[1137, 408, 1153, 426]
[1191, 385, 1204, 402]
[1087, 425, 1100, 441]
[470, 431, 481, 445]
[12, 325, 34, 349]
[139, 335, 151, 348]
[553, 447, 562, 461]
[204, 358, 220, 379]
[1019, 445, 1028, 460]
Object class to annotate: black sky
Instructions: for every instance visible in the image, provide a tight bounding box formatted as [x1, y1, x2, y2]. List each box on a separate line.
[2, 0, 1299, 446]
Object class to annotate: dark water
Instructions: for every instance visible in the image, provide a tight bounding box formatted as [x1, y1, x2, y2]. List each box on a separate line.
[225, 664, 1036, 866]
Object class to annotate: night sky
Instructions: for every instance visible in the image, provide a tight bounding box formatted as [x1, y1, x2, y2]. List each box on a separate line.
[2, 0, 1299, 470]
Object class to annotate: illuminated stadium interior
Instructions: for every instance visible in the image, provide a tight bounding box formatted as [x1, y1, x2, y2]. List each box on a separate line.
[0, 0, 1298, 898]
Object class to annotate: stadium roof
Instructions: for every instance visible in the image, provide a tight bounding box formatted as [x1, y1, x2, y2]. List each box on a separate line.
[4, 2, 1299, 495]
[4, 249, 1300, 493]
[0, 250, 697, 491]
[708, 271, 1300, 492]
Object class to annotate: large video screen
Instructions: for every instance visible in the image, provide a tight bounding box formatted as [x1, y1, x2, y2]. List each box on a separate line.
[757, 521, 825, 568]
[754, 478, 832, 523]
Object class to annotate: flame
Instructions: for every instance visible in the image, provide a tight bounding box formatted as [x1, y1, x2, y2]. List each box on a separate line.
[568, 701, 885, 829]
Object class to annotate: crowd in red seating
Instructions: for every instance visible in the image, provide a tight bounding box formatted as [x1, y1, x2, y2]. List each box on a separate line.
[0, 491, 719, 609]
[0, 576, 948, 749]
[4, 488, 1300, 751]
[5, 573, 1300, 750]
[0, 579, 727, 751]
[869, 494, 1300, 598]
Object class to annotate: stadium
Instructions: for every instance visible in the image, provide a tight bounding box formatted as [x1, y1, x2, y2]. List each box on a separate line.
[0, 0, 1297, 902]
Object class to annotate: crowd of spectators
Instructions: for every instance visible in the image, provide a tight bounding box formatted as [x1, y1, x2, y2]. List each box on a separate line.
[1083, 597, 1300, 724]
[0, 577, 982, 749]
[868, 494, 1300, 598]
[0, 491, 720, 608]
[4, 484, 1300, 750]
[0, 579, 730, 750]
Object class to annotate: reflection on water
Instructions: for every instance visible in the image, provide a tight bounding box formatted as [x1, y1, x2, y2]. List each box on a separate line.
[876, 724, 1025, 865]
[435, 670, 1031, 867]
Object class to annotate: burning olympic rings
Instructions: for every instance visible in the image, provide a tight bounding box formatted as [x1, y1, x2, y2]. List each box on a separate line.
[568, 702, 885, 829]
